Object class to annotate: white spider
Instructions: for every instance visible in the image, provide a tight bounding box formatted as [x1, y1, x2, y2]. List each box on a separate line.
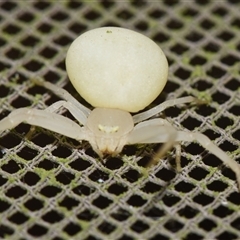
[1, 27, 239, 189]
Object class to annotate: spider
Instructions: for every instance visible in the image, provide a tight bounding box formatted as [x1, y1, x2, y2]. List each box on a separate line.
[0, 27, 239, 189]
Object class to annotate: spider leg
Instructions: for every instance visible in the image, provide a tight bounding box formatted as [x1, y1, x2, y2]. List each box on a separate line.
[45, 100, 88, 125]
[128, 119, 240, 190]
[0, 108, 86, 141]
[25, 100, 88, 139]
[128, 119, 177, 167]
[33, 78, 91, 117]
[174, 143, 182, 172]
[133, 96, 197, 123]
[176, 131, 240, 190]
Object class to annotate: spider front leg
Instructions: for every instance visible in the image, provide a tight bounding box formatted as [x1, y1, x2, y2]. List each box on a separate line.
[25, 100, 89, 139]
[24, 80, 91, 139]
[128, 118, 178, 167]
[0, 108, 86, 141]
[33, 78, 91, 118]
[133, 96, 198, 123]
[128, 119, 240, 190]
[45, 100, 88, 125]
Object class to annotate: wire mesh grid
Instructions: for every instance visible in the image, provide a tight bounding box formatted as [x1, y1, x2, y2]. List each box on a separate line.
[0, 1, 240, 239]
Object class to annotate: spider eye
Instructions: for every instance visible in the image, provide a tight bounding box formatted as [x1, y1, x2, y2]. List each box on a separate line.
[98, 124, 119, 133]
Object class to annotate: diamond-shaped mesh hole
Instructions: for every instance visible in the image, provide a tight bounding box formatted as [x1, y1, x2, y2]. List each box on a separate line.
[0, 61, 11, 71]
[6, 186, 27, 199]
[28, 224, 48, 237]
[42, 210, 64, 224]
[33, 2, 51, 10]
[21, 35, 40, 47]
[69, 158, 91, 171]
[108, 183, 128, 195]
[212, 6, 228, 16]
[56, 171, 75, 185]
[178, 205, 199, 219]
[89, 169, 109, 182]
[59, 196, 79, 210]
[17, 146, 39, 160]
[200, 18, 215, 29]
[40, 186, 62, 198]
[122, 169, 142, 183]
[185, 233, 204, 240]
[24, 197, 44, 211]
[127, 195, 147, 207]
[73, 184, 95, 196]
[0, 225, 14, 238]
[207, 180, 228, 192]
[51, 11, 69, 21]
[84, 9, 101, 20]
[105, 157, 124, 170]
[31, 133, 55, 147]
[98, 221, 116, 234]
[0, 2, 17, 11]
[217, 231, 238, 240]
[225, 78, 240, 90]
[203, 42, 220, 52]
[21, 172, 41, 186]
[150, 234, 169, 240]
[117, 9, 133, 20]
[170, 43, 189, 54]
[3, 24, 21, 35]
[0, 134, 22, 149]
[185, 31, 203, 42]
[131, 220, 149, 233]
[182, 7, 198, 17]
[141, 181, 162, 194]
[174, 67, 191, 80]
[166, 19, 184, 30]
[8, 212, 29, 225]
[193, 193, 214, 206]
[24, 60, 43, 72]
[18, 11, 35, 22]
[40, 47, 58, 59]
[52, 145, 72, 158]
[92, 195, 113, 209]
[198, 218, 217, 231]
[111, 208, 131, 222]
[152, 32, 170, 43]
[67, 1, 83, 9]
[164, 219, 184, 233]
[37, 23, 53, 34]
[231, 217, 240, 231]
[0, 200, 11, 213]
[1, 160, 23, 174]
[190, 56, 207, 65]
[175, 181, 195, 193]
[5, 48, 24, 60]
[135, 21, 149, 31]
[213, 205, 234, 218]
[144, 206, 165, 219]
[54, 35, 73, 46]
[77, 209, 98, 221]
[221, 54, 240, 66]
[217, 31, 235, 41]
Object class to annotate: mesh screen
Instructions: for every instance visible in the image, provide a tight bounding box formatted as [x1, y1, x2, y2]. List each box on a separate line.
[0, 1, 240, 239]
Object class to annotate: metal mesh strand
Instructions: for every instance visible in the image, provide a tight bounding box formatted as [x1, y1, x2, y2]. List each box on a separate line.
[0, 1, 240, 239]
